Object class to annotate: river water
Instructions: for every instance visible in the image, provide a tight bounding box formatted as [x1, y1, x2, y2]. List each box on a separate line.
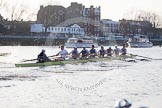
[0, 46, 162, 108]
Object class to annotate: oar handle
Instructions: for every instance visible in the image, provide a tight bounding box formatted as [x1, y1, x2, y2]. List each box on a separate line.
[48, 55, 56, 57]
[21, 55, 57, 62]
[21, 59, 37, 62]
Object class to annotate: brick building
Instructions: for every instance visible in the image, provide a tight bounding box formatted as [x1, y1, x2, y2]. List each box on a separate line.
[37, 5, 66, 26]
[36, 2, 101, 36]
[65, 2, 83, 20]
[82, 5, 101, 36]
[119, 19, 152, 36]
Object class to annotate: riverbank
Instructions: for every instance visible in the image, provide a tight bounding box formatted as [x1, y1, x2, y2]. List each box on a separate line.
[0, 35, 162, 46]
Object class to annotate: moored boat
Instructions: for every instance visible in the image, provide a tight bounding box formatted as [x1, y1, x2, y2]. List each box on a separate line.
[15, 55, 135, 67]
[65, 37, 98, 48]
[127, 35, 153, 48]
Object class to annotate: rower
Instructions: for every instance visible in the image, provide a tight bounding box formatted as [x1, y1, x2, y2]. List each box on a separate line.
[69, 47, 79, 59]
[107, 46, 113, 57]
[121, 44, 127, 56]
[37, 49, 51, 63]
[99, 46, 106, 57]
[80, 47, 89, 59]
[89, 45, 97, 57]
[55, 45, 68, 61]
[114, 45, 120, 56]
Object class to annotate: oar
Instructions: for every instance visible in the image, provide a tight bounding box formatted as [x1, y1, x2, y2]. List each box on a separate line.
[21, 55, 56, 62]
[127, 53, 153, 59]
[48, 55, 57, 58]
[21, 58, 37, 62]
[128, 53, 162, 60]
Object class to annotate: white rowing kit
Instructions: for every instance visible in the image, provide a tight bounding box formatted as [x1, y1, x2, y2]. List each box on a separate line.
[59, 50, 68, 58]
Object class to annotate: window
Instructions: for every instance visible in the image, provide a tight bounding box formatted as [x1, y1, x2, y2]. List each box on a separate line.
[64, 28, 66, 31]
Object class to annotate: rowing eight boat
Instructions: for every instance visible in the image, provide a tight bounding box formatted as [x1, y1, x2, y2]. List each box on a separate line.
[15, 55, 135, 67]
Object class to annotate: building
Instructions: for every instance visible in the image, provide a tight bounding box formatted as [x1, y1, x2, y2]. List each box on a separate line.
[101, 19, 120, 36]
[36, 2, 101, 36]
[37, 5, 66, 26]
[46, 24, 85, 35]
[119, 19, 152, 36]
[65, 2, 83, 20]
[83, 5, 101, 36]
[30, 24, 44, 33]
[30, 24, 85, 35]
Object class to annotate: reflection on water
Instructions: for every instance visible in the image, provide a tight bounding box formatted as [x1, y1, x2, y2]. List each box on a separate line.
[0, 46, 162, 108]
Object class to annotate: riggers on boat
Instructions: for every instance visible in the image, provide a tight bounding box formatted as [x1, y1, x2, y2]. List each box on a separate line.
[15, 55, 135, 67]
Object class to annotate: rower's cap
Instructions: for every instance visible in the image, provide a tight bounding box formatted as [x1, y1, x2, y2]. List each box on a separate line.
[114, 99, 132, 108]
[42, 49, 45, 52]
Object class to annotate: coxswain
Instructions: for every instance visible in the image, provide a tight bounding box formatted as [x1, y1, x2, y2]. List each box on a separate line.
[99, 46, 106, 57]
[114, 45, 120, 56]
[107, 46, 113, 57]
[79, 47, 89, 59]
[121, 44, 127, 56]
[37, 49, 51, 63]
[55, 45, 68, 61]
[89, 45, 97, 57]
[69, 47, 79, 59]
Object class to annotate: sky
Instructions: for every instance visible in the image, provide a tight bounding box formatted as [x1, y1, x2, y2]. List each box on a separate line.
[1, 0, 162, 21]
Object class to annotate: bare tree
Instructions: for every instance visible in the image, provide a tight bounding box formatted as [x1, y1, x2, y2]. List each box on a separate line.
[0, 0, 6, 18]
[150, 13, 162, 28]
[26, 12, 37, 21]
[9, 4, 27, 21]
[124, 9, 162, 28]
[119, 19, 129, 36]
[0, 0, 6, 9]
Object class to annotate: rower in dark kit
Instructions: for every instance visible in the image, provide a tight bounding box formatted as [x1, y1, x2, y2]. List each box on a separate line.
[79, 47, 89, 59]
[98, 46, 106, 57]
[37, 49, 51, 63]
[89, 45, 97, 57]
[121, 44, 127, 56]
[107, 46, 113, 57]
[69, 47, 79, 59]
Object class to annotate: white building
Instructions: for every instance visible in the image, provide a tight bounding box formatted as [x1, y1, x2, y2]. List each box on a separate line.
[47, 24, 85, 35]
[30, 24, 85, 35]
[30, 24, 44, 33]
[101, 19, 120, 36]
